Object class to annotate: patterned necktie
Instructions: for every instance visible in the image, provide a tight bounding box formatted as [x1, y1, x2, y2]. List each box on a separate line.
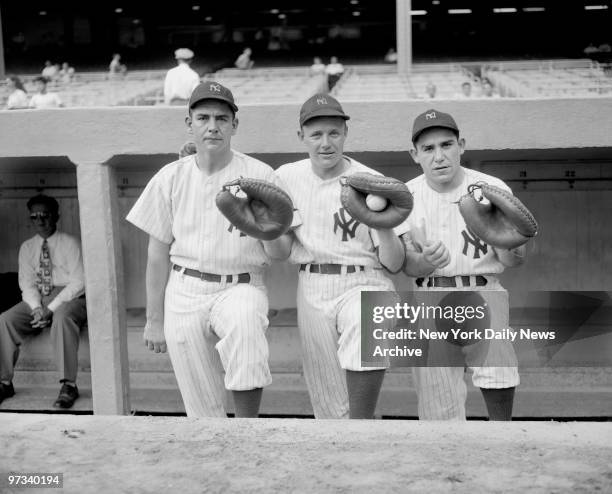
[37, 239, 53, 296]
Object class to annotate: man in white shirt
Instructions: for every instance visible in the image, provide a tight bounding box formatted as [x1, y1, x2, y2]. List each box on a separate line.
[29, 76, 63, 109]
[163, 48, 200, 105]
[0, 195, 87, 408]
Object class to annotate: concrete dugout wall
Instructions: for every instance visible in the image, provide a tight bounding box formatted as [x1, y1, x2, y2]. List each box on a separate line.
[1, 97, 611, 413]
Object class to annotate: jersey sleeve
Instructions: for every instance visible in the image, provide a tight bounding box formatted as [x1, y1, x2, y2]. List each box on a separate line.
[273, 166, 302, 230]
[126, 168, 174, 244]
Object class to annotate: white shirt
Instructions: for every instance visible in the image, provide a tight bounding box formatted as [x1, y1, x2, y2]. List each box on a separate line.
[18, 231, 85, 312]
[275, 157, 383, 266]
[29, 92, 62, 109]
[6, 89, 28, 109]
[163, 63, 199, 104]
[325, 63, 345, 75]
[127, 152, 280, 274]
[398, 167, 511, 276]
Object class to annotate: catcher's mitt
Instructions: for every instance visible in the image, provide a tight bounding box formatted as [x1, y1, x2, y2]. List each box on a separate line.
[458, 182, 538, 249]
[340, 173, 413, 229]
[216, 178, 294, 241]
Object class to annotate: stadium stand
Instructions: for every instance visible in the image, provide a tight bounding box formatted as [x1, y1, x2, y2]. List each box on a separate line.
[3, 59, 612, 109]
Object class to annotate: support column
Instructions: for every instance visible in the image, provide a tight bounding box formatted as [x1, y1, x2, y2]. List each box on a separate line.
[74, 158, 130, 415]
[396, 0, 412, 74]
[0, 4, 6, 79]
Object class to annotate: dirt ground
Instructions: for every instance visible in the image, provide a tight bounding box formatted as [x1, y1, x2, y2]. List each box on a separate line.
[1, 413, 611, 494]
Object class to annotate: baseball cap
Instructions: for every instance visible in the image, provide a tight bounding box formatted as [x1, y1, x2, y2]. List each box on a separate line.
[175, 48, 194, 60]
[412, 109, 459, 143]
[188, 81, 239, 113]
[299, 93, 350, 126]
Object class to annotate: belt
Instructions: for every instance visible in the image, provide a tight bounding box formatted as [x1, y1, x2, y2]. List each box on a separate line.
[299, 264, 366, 274]
[173, 264, 250, 283]
[415, 275, 487, 288]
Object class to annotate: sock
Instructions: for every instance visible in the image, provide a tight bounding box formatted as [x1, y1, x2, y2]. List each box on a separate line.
[346, 369, 386, 419]
[232, 388, 263, 418]
[480, 387, 515, 421]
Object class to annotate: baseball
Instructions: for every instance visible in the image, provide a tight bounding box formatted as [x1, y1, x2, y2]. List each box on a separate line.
[366, 194, 387, 211]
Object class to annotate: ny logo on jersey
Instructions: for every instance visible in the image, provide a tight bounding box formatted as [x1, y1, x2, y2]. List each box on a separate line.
[461, 229, 488, 259]
[209, 83, 221, 92]
[333, 208, 360, 241]
[228, 223, 247, 237]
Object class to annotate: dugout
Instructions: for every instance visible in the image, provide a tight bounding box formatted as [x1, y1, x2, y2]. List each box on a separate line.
[0, 98, 611, 416]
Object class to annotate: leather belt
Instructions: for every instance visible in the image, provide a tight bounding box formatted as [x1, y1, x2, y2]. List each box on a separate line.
[173, 264, 250, 283]
[415, 275, 487, 288]
[299, 264, 365, 274]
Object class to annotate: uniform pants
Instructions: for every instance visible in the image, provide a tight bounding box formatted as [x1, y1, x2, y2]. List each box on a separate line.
[0, 292, 87, 383]
[412, 277, 520, 420]
[163, 269, 272, 418]
[297, 267, 393, 419]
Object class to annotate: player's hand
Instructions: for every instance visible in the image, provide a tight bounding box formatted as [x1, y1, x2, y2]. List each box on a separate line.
[143, 320, 167, 354]
[30, 307, 51, 328]
[422, 240, 451, 269]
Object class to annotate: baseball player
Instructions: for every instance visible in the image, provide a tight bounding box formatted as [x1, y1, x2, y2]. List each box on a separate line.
[126, 81, 283, 418]
[266, 94, 406, 419]
[398, 109, 523, 420]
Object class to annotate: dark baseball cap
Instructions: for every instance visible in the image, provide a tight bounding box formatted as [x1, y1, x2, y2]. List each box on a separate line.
[412, 109, 459, 143]
[188, 81, 238, 113]
[299, 93, 350, 126]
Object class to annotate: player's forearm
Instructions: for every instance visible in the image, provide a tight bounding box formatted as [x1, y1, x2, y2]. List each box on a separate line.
[402, 250, 437, 277]
[376, 229, 405, 274]
[262, 232, 293, 261]
[494, 245, 526, 267]
[145, 239, 171, 326]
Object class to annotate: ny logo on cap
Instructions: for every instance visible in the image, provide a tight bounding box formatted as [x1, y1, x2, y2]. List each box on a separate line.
[425, 111, 437, 120]
[316, 97, 328, 105]
[209, 84, 221, 92]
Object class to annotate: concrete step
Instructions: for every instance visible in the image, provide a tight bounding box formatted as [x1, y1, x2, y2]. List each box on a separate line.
[3, 371, 612, 418]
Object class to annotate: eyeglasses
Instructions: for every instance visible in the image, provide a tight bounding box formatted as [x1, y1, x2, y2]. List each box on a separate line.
[29, 212, 52, 220]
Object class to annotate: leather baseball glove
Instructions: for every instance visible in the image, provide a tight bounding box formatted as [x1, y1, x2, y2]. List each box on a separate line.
[340, 172, 413, 229]
[458, 182, 538, 249]
[216, 178, 294, 241]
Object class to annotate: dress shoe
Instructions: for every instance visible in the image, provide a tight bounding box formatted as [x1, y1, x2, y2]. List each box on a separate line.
[54, 382, 79, 409]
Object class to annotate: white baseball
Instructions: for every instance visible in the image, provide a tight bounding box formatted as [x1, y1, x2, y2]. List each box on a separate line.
[366, 194, 387, 211]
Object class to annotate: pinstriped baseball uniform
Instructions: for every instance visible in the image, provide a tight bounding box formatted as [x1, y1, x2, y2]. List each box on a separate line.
[276, 157, 395, 419]
[399, 167, 520, 420]
[126, 151, 277, 417]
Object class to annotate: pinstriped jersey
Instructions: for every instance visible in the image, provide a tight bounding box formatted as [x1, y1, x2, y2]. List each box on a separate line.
[275, 157, 382, 266]
[401, 167, 511, 276]
[126, 151, 277, 274]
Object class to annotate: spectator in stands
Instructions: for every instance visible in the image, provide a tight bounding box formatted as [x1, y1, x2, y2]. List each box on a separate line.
[109, 53, 127, 79]
[235, 47, 255, 70]
[41, 60, 58, 81]
[424, 82, 437, 99]
[59, 62, 75, 84]
[5, 75, 28, 110]
[481, 79, 500, 98]
[164, 48, 200, 106]
[455, 81, 473, 99]
[384, 48, 398, 64]
[584, 42, 599, 56]
[29, 76, 63, 109]
[0, 194, 87, 409]
[325, 56, 345, 92]
[310, 57, 326, 76]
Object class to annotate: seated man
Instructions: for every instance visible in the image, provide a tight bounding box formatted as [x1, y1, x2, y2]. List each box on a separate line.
[0, 194, 87, 408]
